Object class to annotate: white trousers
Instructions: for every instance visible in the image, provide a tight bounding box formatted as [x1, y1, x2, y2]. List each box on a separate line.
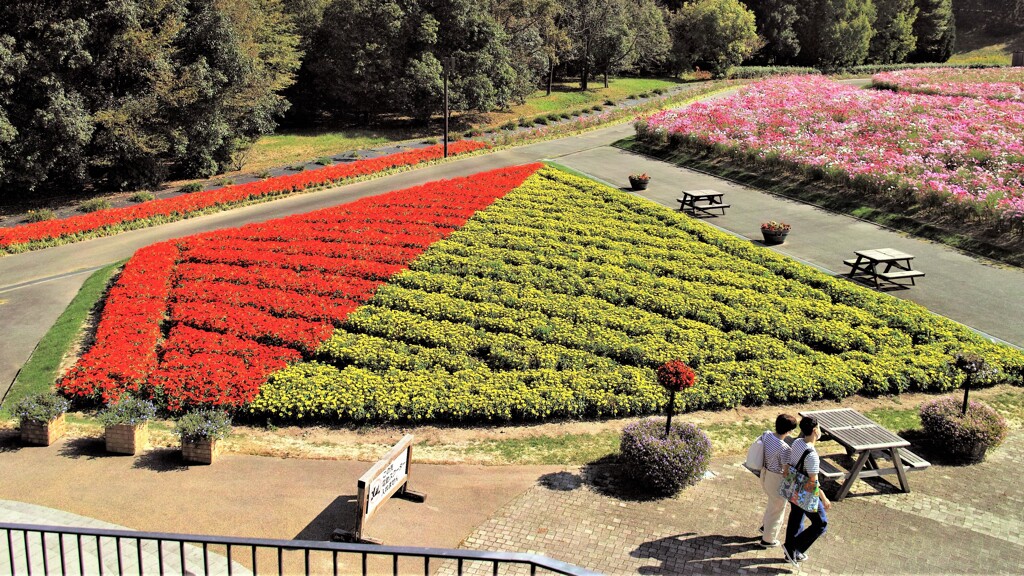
[760, 468, 787, 543]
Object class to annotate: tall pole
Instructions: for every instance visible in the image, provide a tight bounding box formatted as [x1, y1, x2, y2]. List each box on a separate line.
[443, 63, 449, 159]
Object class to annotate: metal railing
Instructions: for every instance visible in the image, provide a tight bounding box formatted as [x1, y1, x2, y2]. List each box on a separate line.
[2, 522, 600, 576]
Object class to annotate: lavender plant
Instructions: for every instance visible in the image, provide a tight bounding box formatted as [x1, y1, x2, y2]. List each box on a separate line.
[620, 418, 711, 495]
[920, 396, 1007, 463]
[175, 409, 232, 443]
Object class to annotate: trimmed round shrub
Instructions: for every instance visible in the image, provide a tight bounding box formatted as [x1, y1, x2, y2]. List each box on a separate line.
[619, 418, 712, 495]
[919, 397, 1007, 463]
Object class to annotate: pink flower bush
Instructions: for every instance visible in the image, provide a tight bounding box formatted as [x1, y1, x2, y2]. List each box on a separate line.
[873, 67, 1024, 103]
[638, 75, 1024, 228]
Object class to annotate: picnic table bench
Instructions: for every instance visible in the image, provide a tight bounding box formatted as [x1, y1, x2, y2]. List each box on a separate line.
[801, 408, 930, 500]
[677, 189, 730, 217]
[844, 248, 925, 288]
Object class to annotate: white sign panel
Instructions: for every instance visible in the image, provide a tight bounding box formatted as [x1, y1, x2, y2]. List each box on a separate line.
[366, 446, 409, 517]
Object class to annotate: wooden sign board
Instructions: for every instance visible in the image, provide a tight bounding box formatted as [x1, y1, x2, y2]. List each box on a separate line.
[333, 434, 425, 544]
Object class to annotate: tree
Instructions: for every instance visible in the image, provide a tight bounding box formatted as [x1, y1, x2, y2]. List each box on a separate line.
[795, 0, 876, 70]
[869, 0, 918, 63]
[908, 0, 954, 62]
[491, 0, 564, 101]
[300, 0, 515, 122]
[0, 0, 301, 198]
[671, 0, 760, 77]
[742, 0, 801, 64]
[562, 0, 668, 90]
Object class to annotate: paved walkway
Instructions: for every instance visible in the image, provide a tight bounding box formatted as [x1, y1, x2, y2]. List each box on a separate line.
[4, 430, 1023, 575]
[456, 432, 1024, 575]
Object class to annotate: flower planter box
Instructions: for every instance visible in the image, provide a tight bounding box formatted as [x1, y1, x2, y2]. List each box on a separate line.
[628, 177, 650, 191]
[20, 413, 66, 446]
[181, 439, 223, 465]
[105, 423, 149, 455]
[761, 229, 789, 245]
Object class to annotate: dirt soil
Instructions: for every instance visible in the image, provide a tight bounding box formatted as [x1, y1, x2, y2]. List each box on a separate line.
[6, 385, 1015, 466]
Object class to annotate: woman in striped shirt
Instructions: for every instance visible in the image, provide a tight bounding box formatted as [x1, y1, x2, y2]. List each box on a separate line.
[758, 414, 798, 547]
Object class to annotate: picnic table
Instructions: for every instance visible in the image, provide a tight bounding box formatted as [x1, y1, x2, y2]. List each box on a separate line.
[677, 189, 730, 217]
[800, 408, 930, 500]
[843, 248, 925, 288]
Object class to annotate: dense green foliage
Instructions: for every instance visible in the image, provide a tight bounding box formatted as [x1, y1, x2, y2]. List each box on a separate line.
[796, 0, 877, 70]
[909, 0, 956, 63]
[0, 0, 301, 200]
[670, 0, 760, 78]
[249, 168, 1024, 423]
[869, 0, 919, 64]
[741, 0, 801, 64]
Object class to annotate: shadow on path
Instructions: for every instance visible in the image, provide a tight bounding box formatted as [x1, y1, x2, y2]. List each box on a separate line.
[293, 495, 360, 541]
[632, 533, 791, 575]
[131, 447, 189, 472]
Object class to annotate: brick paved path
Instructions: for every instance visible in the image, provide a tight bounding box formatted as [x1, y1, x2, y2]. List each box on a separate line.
[456, 433, 1024, 575]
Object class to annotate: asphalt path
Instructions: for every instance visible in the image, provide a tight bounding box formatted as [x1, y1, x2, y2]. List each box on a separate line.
[2, 91, 1023, 403]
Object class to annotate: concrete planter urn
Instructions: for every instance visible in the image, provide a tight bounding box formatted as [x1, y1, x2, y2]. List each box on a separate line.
[20, 413, 67, 446]
[628, 174, 650, 191]
[105, 423, 150, 455]
[760, 221, 791, 245]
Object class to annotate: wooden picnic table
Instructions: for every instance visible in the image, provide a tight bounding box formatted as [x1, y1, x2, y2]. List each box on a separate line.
[800, 408, 929, 500]
[844, 248, 925, 288]
[677, 189, 730, 217]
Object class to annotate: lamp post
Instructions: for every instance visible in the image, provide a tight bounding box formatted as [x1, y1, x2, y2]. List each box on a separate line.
[443, 57, 451, 158]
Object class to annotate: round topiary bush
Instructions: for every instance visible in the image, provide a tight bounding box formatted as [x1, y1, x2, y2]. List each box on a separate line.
[919, 397, 1007, 463]
[619, 418, 712, 495]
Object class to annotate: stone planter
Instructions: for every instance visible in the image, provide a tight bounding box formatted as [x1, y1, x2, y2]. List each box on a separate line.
[20, 413, 67, 446]
[761, 228, 789, 245]
[181, 438, 222, 465]
[628, 176, 650, 191]
[105, 423, 149, 455]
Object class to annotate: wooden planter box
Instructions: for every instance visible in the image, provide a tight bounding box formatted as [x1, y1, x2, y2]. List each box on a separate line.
[105, 423, 149, 455]
[20, 413, 66, 446]
[181, 438, 223, 465]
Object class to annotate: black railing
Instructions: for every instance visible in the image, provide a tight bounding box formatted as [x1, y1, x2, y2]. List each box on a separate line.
[1, 522, 600, 576]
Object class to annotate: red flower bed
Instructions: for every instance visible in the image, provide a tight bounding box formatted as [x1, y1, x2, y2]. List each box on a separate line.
[0, 141, 488, 251]
[58, 163, 541, 410]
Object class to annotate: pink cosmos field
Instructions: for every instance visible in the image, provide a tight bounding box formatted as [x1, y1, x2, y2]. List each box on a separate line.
[873, 67, 1024, 103]
[638, 75, 1024, 227]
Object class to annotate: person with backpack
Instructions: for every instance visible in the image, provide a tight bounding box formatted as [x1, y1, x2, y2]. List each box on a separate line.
[782, 416, 833, 568]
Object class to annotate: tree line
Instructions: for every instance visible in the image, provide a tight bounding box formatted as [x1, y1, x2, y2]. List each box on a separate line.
[0, 0, 956, 200]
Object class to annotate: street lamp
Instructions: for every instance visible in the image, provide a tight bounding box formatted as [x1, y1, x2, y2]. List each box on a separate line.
[443, 56, 452, 158]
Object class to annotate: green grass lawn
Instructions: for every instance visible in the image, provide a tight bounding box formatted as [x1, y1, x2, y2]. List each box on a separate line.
[242, 78, 685, 173]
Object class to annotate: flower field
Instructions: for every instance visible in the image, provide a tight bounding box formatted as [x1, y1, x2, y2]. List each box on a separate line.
[636, 75, 1024, 231]
[0, 141, 488, 254]
[251, 168, 1024, 423]
[57, 164, 540, 410]
[873, 67, 1024, 102]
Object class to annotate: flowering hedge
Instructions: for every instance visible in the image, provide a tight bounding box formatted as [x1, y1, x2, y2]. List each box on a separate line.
[252, 168, 1024, 423]
[873, 67, 1024, 103]
[0, 141, 488, 254]
[636, 75, 1024, 231]
[58, 163, 540, 410]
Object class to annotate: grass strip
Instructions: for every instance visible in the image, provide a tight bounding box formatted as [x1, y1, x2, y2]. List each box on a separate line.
[0, 262, 122, 420]
[615, 137, 1024, 268]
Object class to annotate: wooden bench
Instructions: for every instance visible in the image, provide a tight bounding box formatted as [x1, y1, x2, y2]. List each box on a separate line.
[816, 459, 847, 481]
[870, 448, 931, 472]
[877, 270, 925, 285]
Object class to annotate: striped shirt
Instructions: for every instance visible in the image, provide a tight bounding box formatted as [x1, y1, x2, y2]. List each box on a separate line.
[790, 438, 820, 475]
[761, 431, 792, 474]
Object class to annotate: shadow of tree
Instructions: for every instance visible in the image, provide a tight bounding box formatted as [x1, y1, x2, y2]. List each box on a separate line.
[632, 532, 790, 575]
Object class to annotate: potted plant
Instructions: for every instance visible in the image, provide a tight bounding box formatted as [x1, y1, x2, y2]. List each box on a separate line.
[760, 221, 791, 244]
[99, 396, 156, 455]
[12, 392, 71, 446]
[628, 173, 651, 190]
[175, 409, 232, 465]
